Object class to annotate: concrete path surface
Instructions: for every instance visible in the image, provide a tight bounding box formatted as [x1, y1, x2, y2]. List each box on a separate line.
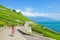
[18, 29, 53, 40]
[17, 28, 55, 40]
[21, 32, 55, 40]
[0, 26, 55, 40]
[0, 27, 27, 40]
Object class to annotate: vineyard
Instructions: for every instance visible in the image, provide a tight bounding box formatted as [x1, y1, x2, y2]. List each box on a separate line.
[0, 5, 31, 27]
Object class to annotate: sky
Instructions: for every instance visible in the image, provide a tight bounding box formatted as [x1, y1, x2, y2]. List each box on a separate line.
[0, 0, 60, 21]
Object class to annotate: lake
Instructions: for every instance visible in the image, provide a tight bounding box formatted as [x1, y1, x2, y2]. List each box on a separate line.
[37, 22, 60, 33]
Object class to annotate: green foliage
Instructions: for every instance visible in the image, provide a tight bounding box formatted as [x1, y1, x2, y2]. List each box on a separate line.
[13, 9, 16, 12]
[30, 23, 60, 40]
[0, 20, 6, 27]
[30, 23, 43, 34]
[0, 5, 31, 26]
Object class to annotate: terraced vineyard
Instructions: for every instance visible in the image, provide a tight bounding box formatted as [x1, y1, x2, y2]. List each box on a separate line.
[0, 5, 31, 26]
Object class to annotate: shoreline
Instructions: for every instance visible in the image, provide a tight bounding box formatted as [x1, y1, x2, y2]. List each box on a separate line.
[45, 27, 60, 34]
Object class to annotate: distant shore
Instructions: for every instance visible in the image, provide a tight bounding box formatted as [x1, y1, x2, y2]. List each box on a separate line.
[45, 27, 60, 34]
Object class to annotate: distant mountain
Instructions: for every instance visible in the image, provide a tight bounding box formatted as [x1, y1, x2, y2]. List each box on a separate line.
[28, 16, 55, 22]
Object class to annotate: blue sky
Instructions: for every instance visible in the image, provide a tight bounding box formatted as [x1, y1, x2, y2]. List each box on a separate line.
[0, 0, 60, 21]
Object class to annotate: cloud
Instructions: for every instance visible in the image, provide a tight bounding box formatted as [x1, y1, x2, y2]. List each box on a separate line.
[21, 7, 49, 17]
[22, 11, 49, 17]
[15, 7, 60, 21]
[15, 9, 21, 12]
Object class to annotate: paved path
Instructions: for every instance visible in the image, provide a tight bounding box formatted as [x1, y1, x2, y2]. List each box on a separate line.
[0, 27, 27, 40]
[0, 26, 55, 40]
[17, 27, 55, 40]
[22, 32, 55, 40]
[18, 30, 52, 40]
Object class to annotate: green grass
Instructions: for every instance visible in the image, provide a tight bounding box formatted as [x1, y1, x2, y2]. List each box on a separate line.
[0, 5, 31, 26]
[0, 20, 6, 27]
[30, 23, 60, 40]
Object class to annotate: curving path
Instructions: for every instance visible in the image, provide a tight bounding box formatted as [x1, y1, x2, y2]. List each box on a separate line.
[0, 22, 55, 40]
[0, 27, 27, 40]
[18, 29, 54, 40]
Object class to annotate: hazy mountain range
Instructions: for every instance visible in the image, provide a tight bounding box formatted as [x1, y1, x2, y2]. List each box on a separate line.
[28, 16, 56, 22]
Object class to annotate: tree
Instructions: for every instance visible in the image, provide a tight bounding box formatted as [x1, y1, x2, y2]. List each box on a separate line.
[13, 9, 16, 12]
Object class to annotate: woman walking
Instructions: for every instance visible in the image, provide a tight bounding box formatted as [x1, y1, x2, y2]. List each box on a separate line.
[11, 25, 15, 37]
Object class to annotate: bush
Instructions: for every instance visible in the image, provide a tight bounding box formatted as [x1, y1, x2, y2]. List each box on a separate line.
[0, 20, 6, 27]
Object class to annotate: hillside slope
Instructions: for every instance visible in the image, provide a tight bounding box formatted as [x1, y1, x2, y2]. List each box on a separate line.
[0, 5, 31, 26]
[30, 22, 60, 40]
